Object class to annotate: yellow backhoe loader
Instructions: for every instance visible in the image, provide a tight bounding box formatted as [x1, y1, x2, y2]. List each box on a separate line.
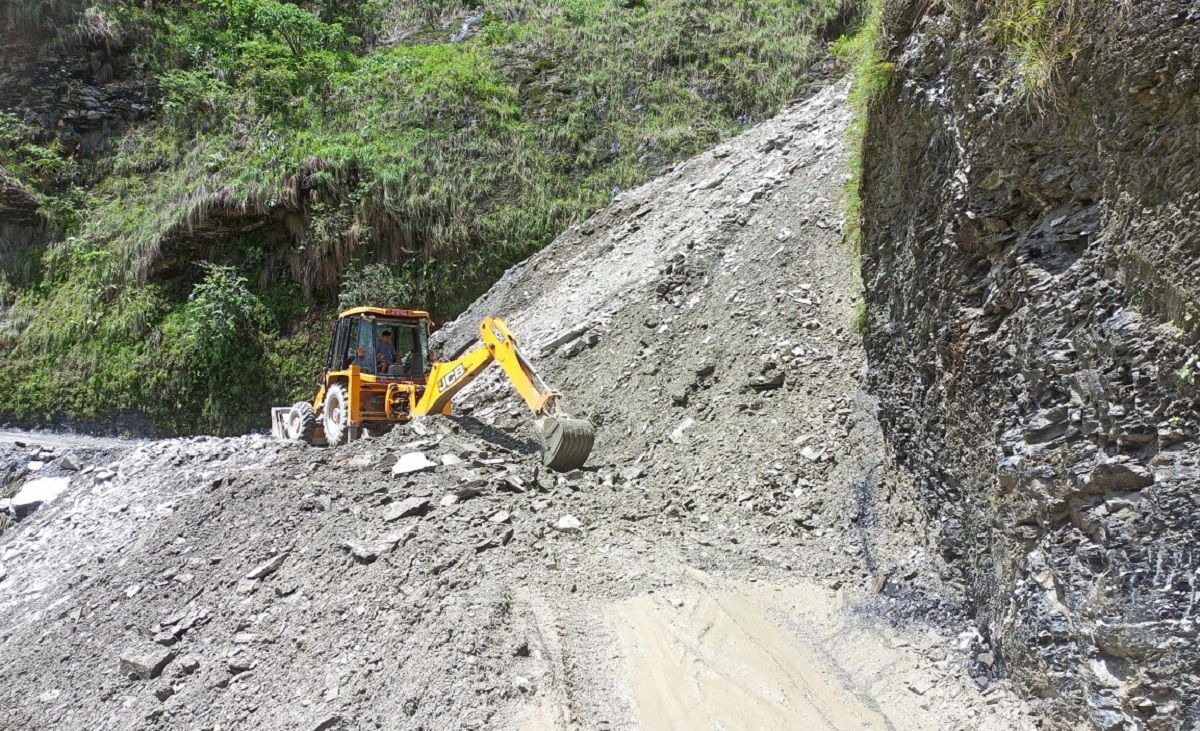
[270, 307, 594, 472]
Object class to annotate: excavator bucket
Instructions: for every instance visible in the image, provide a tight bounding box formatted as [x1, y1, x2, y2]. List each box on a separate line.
[534, 416, 595, 472]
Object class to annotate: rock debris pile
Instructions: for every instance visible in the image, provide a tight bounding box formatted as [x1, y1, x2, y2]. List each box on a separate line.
[0, 83, 1036, 730]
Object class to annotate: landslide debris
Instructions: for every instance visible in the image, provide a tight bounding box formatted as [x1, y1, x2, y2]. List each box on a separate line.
[0, 82, 1035, 730]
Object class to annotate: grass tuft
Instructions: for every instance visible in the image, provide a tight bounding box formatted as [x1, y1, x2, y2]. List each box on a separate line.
[831, 0, 889, 258]
[986, 0, 1082, 103]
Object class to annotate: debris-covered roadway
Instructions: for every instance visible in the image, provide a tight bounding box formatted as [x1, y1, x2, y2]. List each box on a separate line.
[0, 83, 1037, 730]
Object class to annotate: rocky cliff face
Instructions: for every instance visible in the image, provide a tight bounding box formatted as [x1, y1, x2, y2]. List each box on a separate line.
[860, 1, 1200, 728]
[0, 2, 150, 264]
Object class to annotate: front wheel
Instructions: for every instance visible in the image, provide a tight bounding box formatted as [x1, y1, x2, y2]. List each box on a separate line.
[286, 401, 317, 443]
[323, 384, 349, 446]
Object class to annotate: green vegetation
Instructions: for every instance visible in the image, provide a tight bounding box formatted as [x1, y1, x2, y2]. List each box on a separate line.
[851, 298, 868, 335]
[830, 0, 887, 337]
[1, 0, 857, 434]
[831, 0, 888, 256]
[986, 0, 1081, 101]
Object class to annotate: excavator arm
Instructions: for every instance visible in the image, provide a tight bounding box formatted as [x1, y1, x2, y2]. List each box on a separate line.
[413, 317, 594, 471]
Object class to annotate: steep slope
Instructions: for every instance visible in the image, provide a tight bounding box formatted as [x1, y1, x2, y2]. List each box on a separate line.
[0, 82, 1036, 730]
[859, 1, 1200, 728]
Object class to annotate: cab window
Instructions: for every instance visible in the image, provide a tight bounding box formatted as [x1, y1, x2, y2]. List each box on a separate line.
[371, 319, 430, 378]
[354, 318, 375, 369]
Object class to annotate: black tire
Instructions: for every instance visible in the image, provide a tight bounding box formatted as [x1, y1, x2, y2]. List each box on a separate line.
[286, 401, 317, 443]
[323, 384, 349, 446]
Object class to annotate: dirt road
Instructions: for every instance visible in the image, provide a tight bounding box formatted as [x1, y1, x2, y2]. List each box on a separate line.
[0, 429, 137, 450]
[0, 82, 1035, 730]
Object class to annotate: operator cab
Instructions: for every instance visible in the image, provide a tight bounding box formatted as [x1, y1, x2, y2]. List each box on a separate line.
[327, 307, 432, 381]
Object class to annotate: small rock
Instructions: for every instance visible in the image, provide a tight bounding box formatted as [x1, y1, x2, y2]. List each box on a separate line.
[120, 647, 175, 680]
[178, 657, 200, 675]
[392, 452, 436, 476]
[558, 338, 588, 359]
[552, 515, 582, 533]
[59, 454, 82, 471]
[311, 715, 342, 731]
[0, 564, 7, 582]
[748, 371, 785, 390]
[342, 525, 418, 564]
[669, 418, 696, 444]
[490, 510, 512, 524]
[227, 660, 252, 674]
[1094, 710, 1126, 731]
[10, 477, 71, 518]
[384, 497, 431, 521]
[95, 469, 115, 481]
[474, 537, 501, 553]
[452, 485, 484, 502]
[440, 453, 463, 466]
[905, 674, 936, 696]
[800, 446, 823, 462]
[235, 579, 259, 595]
[153, 685, 175, 701]
[976, 652, 995, 667]
[125, 584, 142, 599]
[621, 466, 646, 482]
[300, 494, 333, 512]
[347, 453, 375, 468]
[1080, 458, 1154, 493]
[499, 476, 527, 493]
[26, 461, 44, 472]
[244, 554, 285, 580]
[38, 689, 61, 703]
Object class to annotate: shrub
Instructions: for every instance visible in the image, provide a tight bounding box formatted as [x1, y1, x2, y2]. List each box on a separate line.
[149, 264, 271, 433]
[337, 262, 417, 311]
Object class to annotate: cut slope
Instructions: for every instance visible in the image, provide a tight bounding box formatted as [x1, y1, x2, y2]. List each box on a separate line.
[0, 82, 1034, 730]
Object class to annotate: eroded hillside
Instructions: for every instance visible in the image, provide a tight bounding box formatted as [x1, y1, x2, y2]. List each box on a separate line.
[0, 0, 855, 435]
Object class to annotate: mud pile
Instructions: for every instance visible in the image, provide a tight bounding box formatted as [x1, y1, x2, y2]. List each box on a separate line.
[0, 83, 1035, 730]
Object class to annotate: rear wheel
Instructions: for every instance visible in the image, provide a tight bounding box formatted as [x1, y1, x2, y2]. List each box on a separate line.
[286, 401, 316, 443]
[323, 385, 349, 446]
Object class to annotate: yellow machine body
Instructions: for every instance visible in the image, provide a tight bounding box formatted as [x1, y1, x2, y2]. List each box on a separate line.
[270, 308, 593, 471]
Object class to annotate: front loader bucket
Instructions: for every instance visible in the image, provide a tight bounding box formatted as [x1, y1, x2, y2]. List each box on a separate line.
[534, 416, 595, 472]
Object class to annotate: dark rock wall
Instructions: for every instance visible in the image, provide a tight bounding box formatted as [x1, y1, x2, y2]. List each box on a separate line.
[861, 1, 1200, 728]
